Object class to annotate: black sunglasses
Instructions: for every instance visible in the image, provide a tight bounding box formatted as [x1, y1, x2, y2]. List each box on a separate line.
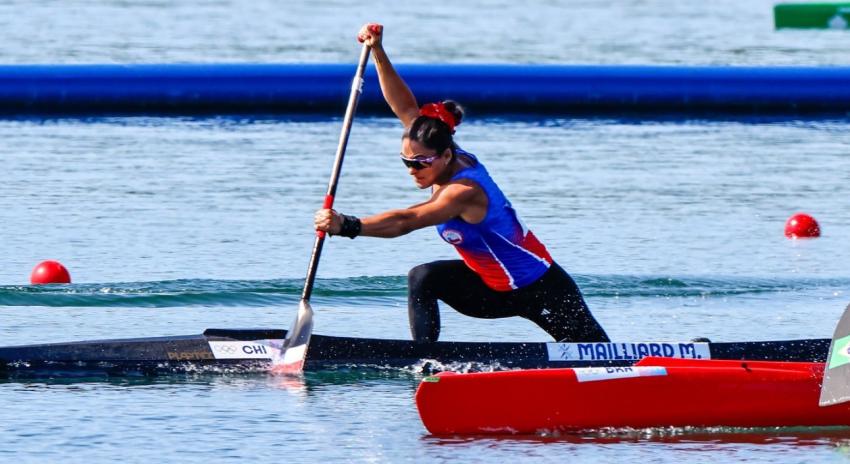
[399, 152, 440, 170]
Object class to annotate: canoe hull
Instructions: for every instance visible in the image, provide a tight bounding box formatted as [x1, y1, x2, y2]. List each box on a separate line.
[415, 357, 850, 434]
[0, 329, 833, 377]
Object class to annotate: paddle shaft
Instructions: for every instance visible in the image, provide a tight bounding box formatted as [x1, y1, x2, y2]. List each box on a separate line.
[301, 43, 371, 302]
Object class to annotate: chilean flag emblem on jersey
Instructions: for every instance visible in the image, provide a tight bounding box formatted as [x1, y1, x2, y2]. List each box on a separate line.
[441, 229, 464, 245]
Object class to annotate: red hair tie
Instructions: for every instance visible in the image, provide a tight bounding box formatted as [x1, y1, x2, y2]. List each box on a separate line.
[419, 102, 457, 133]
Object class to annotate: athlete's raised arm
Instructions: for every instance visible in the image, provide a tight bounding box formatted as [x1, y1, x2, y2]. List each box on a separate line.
[358, 23, 420, 127]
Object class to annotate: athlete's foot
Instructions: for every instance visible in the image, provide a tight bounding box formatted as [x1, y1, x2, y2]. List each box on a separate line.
[690, 337, 712, 343]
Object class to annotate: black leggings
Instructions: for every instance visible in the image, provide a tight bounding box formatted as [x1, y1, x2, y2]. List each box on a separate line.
[407, 260, 610, 343]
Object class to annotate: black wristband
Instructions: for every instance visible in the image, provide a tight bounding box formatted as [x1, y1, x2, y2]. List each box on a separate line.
[338, 214, 362, 239]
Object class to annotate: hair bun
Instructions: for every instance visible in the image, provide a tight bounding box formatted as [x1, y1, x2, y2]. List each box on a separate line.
[441, 100, 464, 127]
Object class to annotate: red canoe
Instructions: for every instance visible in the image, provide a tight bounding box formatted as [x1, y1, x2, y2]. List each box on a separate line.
[415, 357, 850, 435]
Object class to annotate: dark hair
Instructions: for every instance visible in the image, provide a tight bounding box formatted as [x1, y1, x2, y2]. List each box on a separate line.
[404, 100, 464, 155]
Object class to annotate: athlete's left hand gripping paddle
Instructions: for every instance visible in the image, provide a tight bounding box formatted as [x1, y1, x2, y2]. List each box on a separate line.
[272, 43, 371, 375]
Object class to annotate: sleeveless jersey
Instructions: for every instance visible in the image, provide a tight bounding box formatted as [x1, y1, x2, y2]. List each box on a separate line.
[435, 149, 553, 291]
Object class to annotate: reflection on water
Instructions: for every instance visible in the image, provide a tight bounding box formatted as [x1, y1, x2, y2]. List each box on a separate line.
[0, 365, 421, 387]
[422, 427, 850, 446]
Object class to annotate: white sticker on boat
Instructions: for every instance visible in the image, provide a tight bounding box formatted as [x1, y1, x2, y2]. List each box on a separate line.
[574, 366, 668, 383]
[208, 340, 281, 360]
[546, 342, 710, 362]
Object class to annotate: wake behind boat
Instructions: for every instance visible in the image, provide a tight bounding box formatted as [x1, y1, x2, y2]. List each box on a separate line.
[0, 328, 830, 378]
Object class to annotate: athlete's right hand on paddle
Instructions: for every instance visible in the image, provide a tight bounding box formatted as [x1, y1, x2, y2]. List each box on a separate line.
[315, 208, 342, 236]
[357, 23, 383, 48]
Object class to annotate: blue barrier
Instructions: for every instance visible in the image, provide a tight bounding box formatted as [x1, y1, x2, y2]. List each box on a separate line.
[0, 64, 849, 116]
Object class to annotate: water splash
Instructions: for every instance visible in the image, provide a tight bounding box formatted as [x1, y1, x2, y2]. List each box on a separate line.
[407, 359, 518, 375]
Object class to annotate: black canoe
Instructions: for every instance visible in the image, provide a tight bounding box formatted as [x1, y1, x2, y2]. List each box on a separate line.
[0, 328, 830, 378]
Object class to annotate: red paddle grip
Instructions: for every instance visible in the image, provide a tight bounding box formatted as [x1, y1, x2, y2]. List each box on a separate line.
[316, 194, 335, 238]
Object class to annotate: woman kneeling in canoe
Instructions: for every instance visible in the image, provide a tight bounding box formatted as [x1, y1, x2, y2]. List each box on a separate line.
[314, 23, 609, 343]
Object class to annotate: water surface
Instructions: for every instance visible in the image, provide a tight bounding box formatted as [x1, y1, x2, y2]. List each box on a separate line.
[1, 1, 850, 462]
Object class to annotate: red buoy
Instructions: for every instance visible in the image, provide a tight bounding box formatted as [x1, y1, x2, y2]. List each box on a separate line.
[30, 260, 72, 284]
[785, 213, 820, 239]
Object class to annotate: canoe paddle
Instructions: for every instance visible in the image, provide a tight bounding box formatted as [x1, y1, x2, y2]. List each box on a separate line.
[819, 302, 850, 406]
[271, 43, 371, 375]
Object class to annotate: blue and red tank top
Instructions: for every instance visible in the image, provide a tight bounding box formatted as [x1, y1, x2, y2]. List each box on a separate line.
[436, 149, 553, 291]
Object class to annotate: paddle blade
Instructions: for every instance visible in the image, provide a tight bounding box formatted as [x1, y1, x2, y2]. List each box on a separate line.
[819, 303, 850, 406]
[271, 299, 314, 375]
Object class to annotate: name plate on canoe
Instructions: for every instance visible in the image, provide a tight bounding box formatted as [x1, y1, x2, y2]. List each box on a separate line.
[574, 366, 668, 383]
[208, 340, 280, 360]
[546, 342, 710, 362]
